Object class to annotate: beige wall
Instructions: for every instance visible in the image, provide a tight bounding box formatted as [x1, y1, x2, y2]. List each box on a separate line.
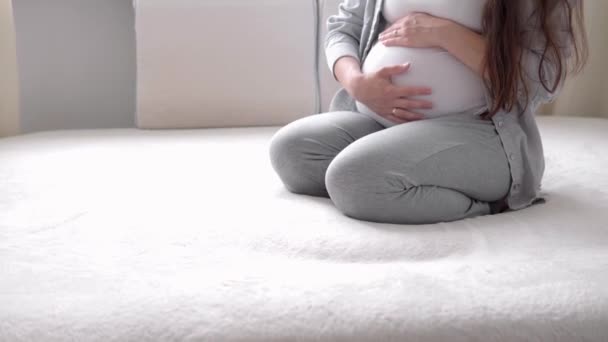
[545, 1, 608, 118]
[0, 0, 19, 137]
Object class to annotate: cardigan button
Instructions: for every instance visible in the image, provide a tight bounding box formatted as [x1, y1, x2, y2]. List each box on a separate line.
[509, 154, 515, 161]
[497, 121, 504, 127]
[512, 184, 520, 191]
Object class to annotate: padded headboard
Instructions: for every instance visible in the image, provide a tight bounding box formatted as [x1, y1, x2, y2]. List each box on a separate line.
[0, 0, 20, 137]
[319, 0, 345, 113]
[136, 0, 320, 129]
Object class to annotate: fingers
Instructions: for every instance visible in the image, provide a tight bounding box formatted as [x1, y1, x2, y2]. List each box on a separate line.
[378, 28, 401, 41]
[394, 98, 433, 110]
[380, 37, 409, 47]
[379, 14, 412, 37]
[377, 107, 425, 123]
[380, 13, 427, 35]
[379, 98, 432, 123]
[379, 25, 409, 41]
[376, 63, 410, 78]
[391, 108, 425, 121]
[379, 66, 433, 97]
[379, 22, 398, 37]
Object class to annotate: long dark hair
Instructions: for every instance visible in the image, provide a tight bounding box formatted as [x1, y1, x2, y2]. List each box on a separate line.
[482, 0, 589, 117]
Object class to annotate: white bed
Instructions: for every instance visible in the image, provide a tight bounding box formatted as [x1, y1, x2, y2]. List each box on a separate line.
[1, 116, 608, 341]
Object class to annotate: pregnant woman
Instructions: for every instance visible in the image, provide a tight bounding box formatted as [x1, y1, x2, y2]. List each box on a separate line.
[269, 0, 588, 224]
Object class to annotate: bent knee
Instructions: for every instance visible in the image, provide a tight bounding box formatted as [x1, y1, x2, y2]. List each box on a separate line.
[325, 148, 474, 224]
[268, 121, 330, 196]
[325, 147, 397, 221]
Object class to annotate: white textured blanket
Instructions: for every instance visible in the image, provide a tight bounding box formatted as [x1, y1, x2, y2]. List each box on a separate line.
[1, 116, 608, 341]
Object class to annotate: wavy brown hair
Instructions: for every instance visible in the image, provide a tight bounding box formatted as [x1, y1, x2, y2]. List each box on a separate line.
[482, 0, 589, 117]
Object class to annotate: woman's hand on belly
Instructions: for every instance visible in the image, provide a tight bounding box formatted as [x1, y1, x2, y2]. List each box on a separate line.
[378, 12, 488, 78]
[350, 63, 434, 124]
[378, 12, 453, 49]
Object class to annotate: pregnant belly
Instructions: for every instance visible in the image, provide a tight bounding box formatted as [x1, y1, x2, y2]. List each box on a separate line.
[357, 43, 486, 120]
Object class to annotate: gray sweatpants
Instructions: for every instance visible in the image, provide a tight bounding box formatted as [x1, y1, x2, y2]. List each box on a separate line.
[268, 110, 512, 224]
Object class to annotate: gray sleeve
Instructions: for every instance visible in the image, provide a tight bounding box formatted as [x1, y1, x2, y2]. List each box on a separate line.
[324, 0, 366, 81]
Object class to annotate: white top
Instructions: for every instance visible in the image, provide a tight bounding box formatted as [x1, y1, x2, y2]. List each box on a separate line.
[357, 0, 488, 123]
[383, 0, 486, 31]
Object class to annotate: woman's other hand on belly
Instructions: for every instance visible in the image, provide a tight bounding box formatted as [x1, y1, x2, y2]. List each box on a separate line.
[379, 12, 453, 49]
[349, 63, 434, 124]
[378, 12, 487, 78]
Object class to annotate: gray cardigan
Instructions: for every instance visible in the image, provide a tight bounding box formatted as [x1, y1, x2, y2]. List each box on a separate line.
[324, 0, 576, 211]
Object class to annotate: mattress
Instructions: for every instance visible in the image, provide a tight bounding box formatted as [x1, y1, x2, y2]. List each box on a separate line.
[1, 116, 607, 341]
